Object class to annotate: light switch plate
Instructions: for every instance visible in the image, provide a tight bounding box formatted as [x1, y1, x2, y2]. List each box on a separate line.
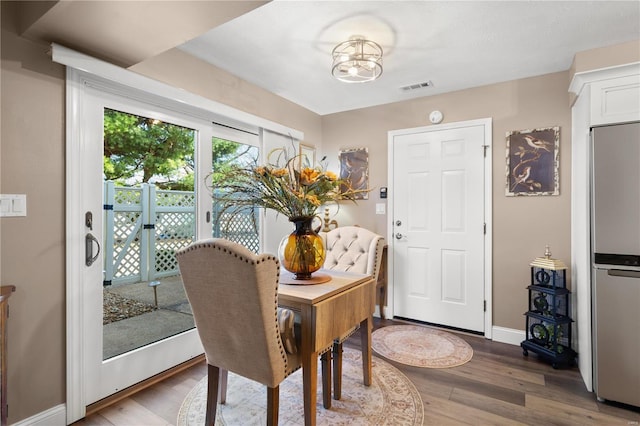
[376, 203, 386, 215]
[0, 194, 27, 217]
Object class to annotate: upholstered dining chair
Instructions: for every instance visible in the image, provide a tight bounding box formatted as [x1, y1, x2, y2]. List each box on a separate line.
[176, 238, 301, 426]
[320, 226, 385, 400]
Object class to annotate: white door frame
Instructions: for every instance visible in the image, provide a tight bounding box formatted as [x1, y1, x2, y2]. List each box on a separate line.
[66, 69, 212, 420]
[55, 45, 303, 424]
[387, 118, 493, 338]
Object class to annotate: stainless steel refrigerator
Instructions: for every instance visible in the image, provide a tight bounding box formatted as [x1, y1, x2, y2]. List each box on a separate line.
[591, 122, 640, 408]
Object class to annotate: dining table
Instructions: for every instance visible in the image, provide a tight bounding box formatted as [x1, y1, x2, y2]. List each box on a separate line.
[278, 269, 376, 426]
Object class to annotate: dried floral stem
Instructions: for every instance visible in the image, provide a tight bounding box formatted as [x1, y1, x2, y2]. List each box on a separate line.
[209, 146, 367, 227]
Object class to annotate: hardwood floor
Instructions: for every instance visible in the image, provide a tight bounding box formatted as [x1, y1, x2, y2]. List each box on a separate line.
[74, 318, 640, 425]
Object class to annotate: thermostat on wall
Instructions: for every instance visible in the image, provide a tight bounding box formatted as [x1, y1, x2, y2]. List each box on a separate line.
[429, 110, 443, 124]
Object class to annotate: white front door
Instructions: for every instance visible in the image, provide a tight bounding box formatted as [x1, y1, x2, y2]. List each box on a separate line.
[390, 121, 490, 333]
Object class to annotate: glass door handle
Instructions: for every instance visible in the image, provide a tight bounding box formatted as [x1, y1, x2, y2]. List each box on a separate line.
[85, 232, 101, 267]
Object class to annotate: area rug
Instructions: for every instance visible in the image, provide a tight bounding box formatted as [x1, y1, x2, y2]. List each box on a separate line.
[372, 325, 473, 368]
[177, 348, 423, 425]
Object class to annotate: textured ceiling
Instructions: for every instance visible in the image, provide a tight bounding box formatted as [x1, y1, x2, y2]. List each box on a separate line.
[179, 1, 640, 115]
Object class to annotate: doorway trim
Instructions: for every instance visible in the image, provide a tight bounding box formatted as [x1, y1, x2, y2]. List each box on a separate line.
[387, 118, 493, 338]
[54, 44, 303, 424]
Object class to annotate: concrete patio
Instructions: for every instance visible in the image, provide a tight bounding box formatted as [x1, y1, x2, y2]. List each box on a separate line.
[103, 275, 195, 359]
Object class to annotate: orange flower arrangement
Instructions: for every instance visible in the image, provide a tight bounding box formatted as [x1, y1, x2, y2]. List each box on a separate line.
[212, 146, 362, 221]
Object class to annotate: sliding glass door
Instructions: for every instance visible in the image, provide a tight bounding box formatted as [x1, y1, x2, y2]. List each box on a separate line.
[79, 88, 213, 405]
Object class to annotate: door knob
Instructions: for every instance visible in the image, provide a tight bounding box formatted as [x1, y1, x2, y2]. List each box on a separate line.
[395, 220, 402, 226]
[395, 233, 404, 240]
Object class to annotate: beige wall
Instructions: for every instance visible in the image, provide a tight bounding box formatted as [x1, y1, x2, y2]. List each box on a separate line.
[322, 72, 573, 330]
[1, 11, 67, 423]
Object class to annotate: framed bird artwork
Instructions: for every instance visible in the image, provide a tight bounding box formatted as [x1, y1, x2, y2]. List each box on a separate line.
[339, 147, 369, 199]
[505, 126, 560, 196]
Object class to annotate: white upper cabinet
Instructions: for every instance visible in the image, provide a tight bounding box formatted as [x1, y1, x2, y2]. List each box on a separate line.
[590, 74, 640, 126]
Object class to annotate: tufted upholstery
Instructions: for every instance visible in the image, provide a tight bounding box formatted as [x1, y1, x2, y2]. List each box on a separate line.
[319, 226, 385, 401]
[176, 238, 302, 425]
[320, 226, 385, 283]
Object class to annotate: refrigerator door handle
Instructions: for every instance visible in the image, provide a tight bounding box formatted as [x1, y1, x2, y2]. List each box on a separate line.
[607, 269, 640, 279]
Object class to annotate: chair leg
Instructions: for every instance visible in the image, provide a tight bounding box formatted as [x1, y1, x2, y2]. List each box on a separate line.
[320, 350, 332, 408]
[360, 317, 373, 386]
[379, 286, 386, 320]
[332, 342, 343, 400]
[218, 369, 228, 404]
[206, 364, 220, 426]
[266, 385, 279, 426]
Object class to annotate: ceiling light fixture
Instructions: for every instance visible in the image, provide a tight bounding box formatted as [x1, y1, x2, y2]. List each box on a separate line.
[331, 36, 383, 83]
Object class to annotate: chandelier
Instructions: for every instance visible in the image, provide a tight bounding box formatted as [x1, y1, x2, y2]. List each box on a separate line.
[331, 36, 383, 83]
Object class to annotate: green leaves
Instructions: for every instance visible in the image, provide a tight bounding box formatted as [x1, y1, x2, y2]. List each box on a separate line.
[103, 109, 195, 190]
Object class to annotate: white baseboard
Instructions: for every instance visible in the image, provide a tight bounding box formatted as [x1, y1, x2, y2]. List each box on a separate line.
[491, 326, 525, 346]
[11, 404, 66, 426]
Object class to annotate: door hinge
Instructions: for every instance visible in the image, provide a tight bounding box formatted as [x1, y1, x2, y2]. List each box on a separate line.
[482, 145, 489, 157]
[484, 300, 487, 312]
[483, 223, 486, 234]
[103, 204, 113, 210]
[143, 224, 155, 229]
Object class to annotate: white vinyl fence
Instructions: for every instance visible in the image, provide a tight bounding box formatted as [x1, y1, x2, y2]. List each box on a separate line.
[103, 182, 259, 286]
[103, 182, 195, 286]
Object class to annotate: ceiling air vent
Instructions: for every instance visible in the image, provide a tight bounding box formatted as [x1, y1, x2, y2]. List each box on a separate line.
[400, 81, 433, 92]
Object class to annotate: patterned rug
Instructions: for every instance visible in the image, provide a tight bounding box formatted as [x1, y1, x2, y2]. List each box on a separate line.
[177, 348, 423, 425]
[372, 325, 473, 368]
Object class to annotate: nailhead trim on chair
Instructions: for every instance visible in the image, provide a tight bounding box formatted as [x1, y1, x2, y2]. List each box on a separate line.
[272, 257, 288, 371]
[177, 239, 300, 377]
